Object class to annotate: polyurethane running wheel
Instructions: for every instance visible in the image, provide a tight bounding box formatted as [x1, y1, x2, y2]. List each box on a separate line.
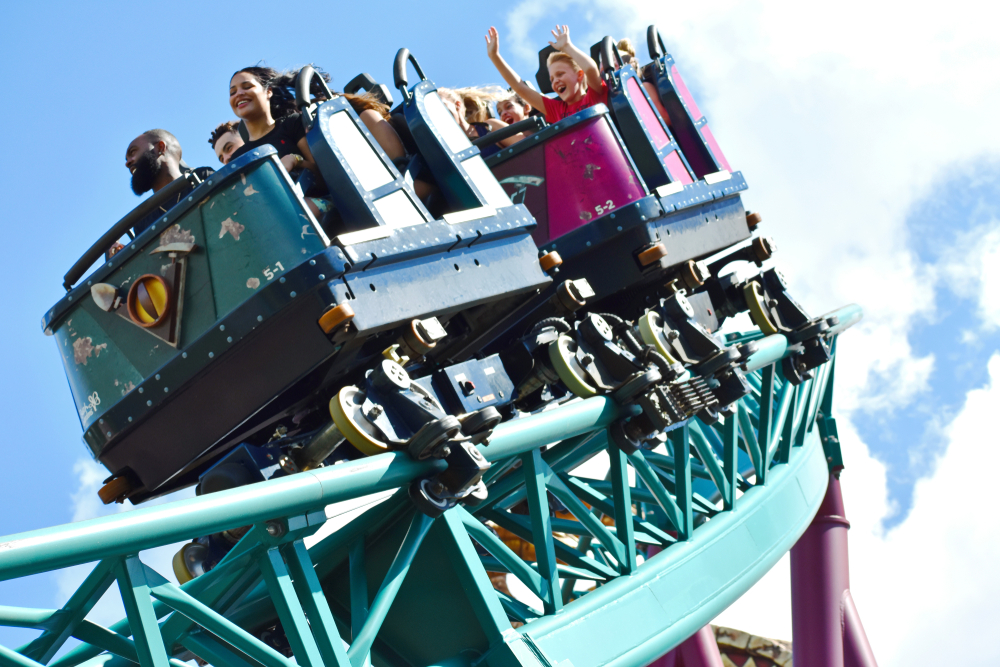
[743, 281, 779, 336]
[97, 475, 132, 505]
[637, 243, 668, 267]
[638, 311, 680, 365]
[548, 336, 598, 398]
[329, 386, 389, 456]
[172, 542, 207, 585]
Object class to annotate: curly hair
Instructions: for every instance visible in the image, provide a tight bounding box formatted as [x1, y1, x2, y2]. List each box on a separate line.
[209, 120, 240, 148]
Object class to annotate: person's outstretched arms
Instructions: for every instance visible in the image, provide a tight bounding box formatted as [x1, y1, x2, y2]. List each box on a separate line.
[485, 27, 547, 112]
[549, 25, 603, 92]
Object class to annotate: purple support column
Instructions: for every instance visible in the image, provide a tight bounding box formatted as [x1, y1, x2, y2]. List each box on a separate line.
[645, 626, 721, 667]
[790, 473, 878, 667]
[677, 626, 724, 667]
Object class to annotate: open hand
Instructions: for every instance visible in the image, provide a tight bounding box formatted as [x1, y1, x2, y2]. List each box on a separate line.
[485, 26, 500, 59]
[549, 24, 571, 51]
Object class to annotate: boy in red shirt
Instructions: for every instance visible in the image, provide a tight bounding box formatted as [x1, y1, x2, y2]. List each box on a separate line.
[485, 24, 608, 124]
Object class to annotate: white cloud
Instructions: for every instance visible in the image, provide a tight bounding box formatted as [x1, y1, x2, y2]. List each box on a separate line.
[497, 1, 1000, 665]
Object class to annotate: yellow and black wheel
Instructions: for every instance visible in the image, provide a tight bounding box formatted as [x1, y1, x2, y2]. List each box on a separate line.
[638, 311, 680, 365]
[329, 386, 390, 457]
[743, 281, 779, 336]
[172, 542, 208, 584]
[547, 335, 598, 398]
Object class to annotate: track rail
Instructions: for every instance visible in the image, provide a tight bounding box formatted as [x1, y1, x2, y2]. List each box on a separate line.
[0, 324, 851, 667]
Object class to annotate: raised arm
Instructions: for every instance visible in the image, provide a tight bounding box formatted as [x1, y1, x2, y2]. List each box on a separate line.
[485, 27, 547, 112]
[549, 25, 603, 92]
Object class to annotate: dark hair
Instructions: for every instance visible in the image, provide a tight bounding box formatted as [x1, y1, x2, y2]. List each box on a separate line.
[231, 66, 297, 120]
[234, 64, 392, 122]
[209, 121, 239, 148]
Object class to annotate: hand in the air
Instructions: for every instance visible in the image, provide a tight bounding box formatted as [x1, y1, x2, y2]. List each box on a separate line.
[485, 26, 500, 59]
[549, 24, 571, 51]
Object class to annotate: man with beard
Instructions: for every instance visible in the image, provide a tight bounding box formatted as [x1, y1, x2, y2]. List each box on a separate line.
[122, 129, 214, 240]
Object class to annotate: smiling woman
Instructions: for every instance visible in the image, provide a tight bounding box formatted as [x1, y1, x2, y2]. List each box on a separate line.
[229, 66, 320, 176]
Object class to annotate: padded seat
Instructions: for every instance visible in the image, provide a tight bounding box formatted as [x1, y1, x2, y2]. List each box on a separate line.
[641, 26, 731, 180]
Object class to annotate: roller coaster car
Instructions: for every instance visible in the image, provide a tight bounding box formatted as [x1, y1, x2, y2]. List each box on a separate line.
[420, 28, 752, 366]
[43, 63, 550, 505]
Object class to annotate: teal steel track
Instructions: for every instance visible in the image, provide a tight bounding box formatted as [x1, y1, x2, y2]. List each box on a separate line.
[0, 323, 852, 667]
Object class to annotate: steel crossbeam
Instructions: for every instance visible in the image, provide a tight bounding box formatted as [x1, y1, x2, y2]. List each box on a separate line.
[0, 330, 851, 667]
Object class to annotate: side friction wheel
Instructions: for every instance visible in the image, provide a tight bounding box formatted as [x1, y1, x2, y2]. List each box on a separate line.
[329, 387, 389, 456]
[743, 281, 779, 336]
[638, 311, 680, 365]
[547, 335, 598, 398]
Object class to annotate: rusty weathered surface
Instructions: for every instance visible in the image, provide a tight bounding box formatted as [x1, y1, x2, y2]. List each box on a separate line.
[715, 625, 792, 667]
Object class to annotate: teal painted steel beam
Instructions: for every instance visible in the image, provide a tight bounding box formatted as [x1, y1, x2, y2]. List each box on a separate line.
[737, 402, 764, 480]
[257, 547, 325, 667]
[180, 631, 263, 667]
[521, 450, 561, 615]
[458, 508, 546, 599]
[22, 559, 116, 663]
[346, 512, 432, 667]
[439, 511, 513, 646]
[722, 412, 738, 510]
[0, 607, 55, 629]
[670, 424, 693, 540]
[608, 443, 637, 574]
[71, 621, 140, 663]
[545, 471, 627, 570]
[148, 578, 292, 667]
[0, 644, 44, 667]
[114, 557, 170, 667]
[0, 399, 623, 583]
[281, 540, 352, 667]
[348, 538, 369, 644]
[524, 428, 831, 667]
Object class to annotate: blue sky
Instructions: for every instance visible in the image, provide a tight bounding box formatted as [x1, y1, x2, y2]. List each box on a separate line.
[2, 1, 999, 664]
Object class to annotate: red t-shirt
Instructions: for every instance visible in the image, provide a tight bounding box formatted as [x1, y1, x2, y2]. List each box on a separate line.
[541, 81, 609, 123]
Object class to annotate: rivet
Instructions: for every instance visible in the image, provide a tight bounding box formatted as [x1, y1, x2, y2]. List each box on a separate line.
[128, 416, 133, 422]
[279, 277, 286, 284]
[586, 241, 592, 246]
[107, 432, 112, 437]
[182, 352, 188, 358]
[219, 325, 225, 331]
[318, 274, 325, 280]
[257, 315, 263, 322]
[164, 387, 169, 393]
[310, 260, 316, 266]
[138, 387, 144, 394]
[617, 226, 623, 231]
[290, 291, 297, 298]
[155, 374, 160, 380]
[208, 352, 215, 358]
[611, 213, 616, 219]
[146, 400, 152, 406]
[227, 336, 233, 343]
[99, 419, 104, 424]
